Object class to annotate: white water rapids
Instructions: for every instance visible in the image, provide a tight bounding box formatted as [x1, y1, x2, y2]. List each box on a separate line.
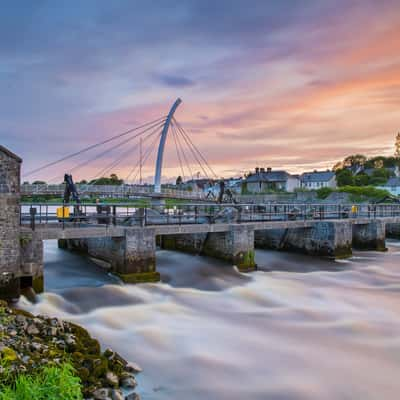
[18, 240, 400, 400]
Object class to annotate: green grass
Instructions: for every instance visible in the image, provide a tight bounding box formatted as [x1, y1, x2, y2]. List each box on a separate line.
[0, 363, 83, 400]
[338, 185, 390, 201]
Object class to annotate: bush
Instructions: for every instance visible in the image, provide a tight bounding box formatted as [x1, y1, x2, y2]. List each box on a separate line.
[335, 169, 354, 186]
[316, 187, 333, 199]
[338, 185, 390, 201]
[0, 363, 83, 400]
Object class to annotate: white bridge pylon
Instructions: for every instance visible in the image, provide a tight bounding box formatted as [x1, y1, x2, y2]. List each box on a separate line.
[154, 98, 182, 193]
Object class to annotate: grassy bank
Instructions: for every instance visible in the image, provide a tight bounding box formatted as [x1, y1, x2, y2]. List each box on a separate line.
[0, 301, 140, 399]
[316, 186, 392, 202]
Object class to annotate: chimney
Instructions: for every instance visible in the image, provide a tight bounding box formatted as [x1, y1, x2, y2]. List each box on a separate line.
[267, 167, 272, 173]
[260, 167, 265, 173]
[255, 167, 260, 174]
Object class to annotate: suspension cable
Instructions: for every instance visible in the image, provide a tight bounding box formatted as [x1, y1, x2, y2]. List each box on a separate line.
[173, 117, 218, 179]
[171, 122, 186, 182]
[173, 119, 210, 180]
[24, 116, 166, 177]
[171, 121, 194, 181]
[48, 119, 165, 183]
[125, 130, 163, 183]
[89, 122, 163, 184]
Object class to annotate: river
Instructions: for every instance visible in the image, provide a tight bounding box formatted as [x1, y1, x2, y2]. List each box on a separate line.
[18, 240, 400, 400]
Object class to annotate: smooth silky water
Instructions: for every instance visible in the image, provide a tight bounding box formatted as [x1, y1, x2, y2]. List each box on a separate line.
[18, 240, 400, 400]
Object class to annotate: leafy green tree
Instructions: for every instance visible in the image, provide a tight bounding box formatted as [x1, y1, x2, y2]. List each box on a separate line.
[342, 154, 367, 168]
[90, 174, 123, 185]
[335, 169, 354, 186]
[353, 173, 370, 186]
[395, 132, 400, 158]
[369, 168, 390, 186]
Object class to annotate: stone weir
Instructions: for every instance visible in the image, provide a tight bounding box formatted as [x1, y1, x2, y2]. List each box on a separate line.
[58, 227, 160, 284]
[0, 146, 43, 301]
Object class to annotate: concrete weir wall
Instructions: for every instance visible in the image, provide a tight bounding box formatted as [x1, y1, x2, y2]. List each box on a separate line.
[352, 220, 386, 251]
[255, 221, 353, 259]
[386, 223, 400, 239]
[59, 227, 159, 283]
[0, 146, 43, 300]
[161, 225, 256, 272]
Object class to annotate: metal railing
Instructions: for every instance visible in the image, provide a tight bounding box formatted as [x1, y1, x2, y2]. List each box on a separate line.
[20, 202, 400, 231]
[21, 184, 206, 199]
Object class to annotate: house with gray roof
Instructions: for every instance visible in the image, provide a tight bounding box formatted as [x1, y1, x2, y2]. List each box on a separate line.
[243, 168, 300, 193]
[300, 170, 337, 189]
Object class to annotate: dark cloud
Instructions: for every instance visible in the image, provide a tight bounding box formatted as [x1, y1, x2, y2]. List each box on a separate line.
[157, 74, 195, 88]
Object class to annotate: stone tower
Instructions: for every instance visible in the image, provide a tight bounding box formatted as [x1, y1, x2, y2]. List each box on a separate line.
[0, 145, 22, 299]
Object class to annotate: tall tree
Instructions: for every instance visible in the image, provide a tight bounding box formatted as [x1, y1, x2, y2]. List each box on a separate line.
[343, 154, 367, 168]
[395, 132, 400, 158]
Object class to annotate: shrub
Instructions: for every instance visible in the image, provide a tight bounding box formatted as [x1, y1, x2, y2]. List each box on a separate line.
[0, 363, 83, 400]
[316, 187, 333, 199]
[338, 185, 390, 201]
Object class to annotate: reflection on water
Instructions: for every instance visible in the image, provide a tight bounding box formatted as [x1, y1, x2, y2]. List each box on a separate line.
[19, 240, 400, 400]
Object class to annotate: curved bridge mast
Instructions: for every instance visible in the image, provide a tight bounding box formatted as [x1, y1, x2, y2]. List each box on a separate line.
[154, 98, 182, 193]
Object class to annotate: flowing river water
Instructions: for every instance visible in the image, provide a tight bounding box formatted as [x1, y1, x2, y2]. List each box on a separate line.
[18, 239, 400, 400]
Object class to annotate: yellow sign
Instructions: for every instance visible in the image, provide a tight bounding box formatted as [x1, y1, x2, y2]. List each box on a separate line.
[56, 207, 70, 219]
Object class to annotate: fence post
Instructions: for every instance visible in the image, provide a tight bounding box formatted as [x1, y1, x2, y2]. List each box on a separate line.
[29, 206, 36, 231]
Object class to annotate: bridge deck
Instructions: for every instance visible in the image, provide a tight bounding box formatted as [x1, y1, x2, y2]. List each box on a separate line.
[21, 216, 400, 241]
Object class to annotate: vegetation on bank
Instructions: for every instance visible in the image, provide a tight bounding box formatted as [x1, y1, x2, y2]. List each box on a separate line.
[0, 363, 82, 400]
[316, 186, 391, 201]
[333, 153, 399, 187]
[0, 301, 140, 399]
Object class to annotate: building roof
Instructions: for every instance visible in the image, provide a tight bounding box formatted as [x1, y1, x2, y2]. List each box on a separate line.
[301, 171, 335, 182]
[384, 177, 400, 187]
[245, 170, 290, 183]
[0, 145, 22, 163]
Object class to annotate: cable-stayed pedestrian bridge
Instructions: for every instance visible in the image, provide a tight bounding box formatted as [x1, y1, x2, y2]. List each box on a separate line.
[23, 98, 217, 200]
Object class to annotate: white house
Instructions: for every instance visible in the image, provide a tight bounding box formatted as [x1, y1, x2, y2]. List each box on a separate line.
[300, 170, 337, 189]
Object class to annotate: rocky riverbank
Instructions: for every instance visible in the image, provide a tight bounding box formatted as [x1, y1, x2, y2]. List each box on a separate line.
[0, 300, 140, 399]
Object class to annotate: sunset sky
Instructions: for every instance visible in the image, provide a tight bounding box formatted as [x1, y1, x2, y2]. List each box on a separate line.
[1, 0, 399, 183]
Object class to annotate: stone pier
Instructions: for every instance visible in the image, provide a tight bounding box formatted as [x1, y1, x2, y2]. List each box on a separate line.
[386, 223, 400, 239]
[352, 220, 386, 251]
[0, 146, 22, 299]
[20, 232, 44, 292]
[162, 225, 256, 272]
[59, 227, 159, 283]
[255, 221, 353, 259]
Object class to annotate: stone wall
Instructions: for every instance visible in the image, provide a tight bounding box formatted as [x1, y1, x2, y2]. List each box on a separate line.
[59, 227, 159, 283]
[386, 223, 400, 239]
[0, 147, 21, 274]
[202, 225, 256, 271]
[0, 146, 22, 299]
[352, 221, 386, 251]
[255, 221, 353, 258]
[160, 233, 207, 254]
[20, 232, 44, 292]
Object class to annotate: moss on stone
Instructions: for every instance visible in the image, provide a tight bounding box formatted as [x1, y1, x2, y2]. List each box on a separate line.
[235, 250, 256, 272]
[118, 271, 161, 284]
[32, 275, 44, 294]
[333, 245, 353, 259]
